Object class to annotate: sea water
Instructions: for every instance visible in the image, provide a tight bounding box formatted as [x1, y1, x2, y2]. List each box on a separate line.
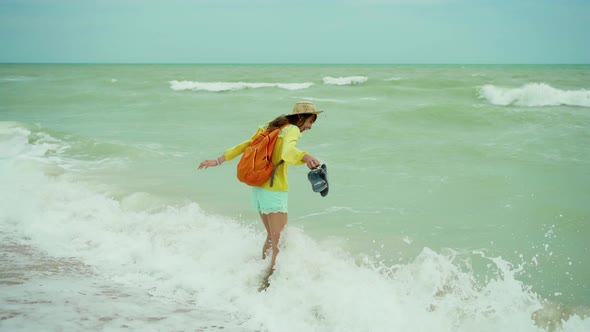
[1, 64, 589, 331]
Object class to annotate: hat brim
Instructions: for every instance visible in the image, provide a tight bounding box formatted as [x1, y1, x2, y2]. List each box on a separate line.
[288, 110, 324, 116]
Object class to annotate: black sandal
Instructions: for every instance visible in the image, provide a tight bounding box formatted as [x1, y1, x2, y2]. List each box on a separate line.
[307, 164, 329, 197]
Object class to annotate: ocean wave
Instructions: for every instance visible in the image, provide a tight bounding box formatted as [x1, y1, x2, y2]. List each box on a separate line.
[0, 122, 189, 179]
[0, 123, 71, 169]
[478, 83, 590, 107]
[322, 76, 368, 86]
[4, 121, 590, 331]
[292, 96, 349, 103]
[2, 123, 590, 332]
[169, 80, 314, 92]
[0, 76, 36, 82]
[292, 96, 379, 103]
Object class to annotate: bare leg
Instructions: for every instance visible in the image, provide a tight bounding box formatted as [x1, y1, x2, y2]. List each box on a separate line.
[267, 212, 288, 271]
[259, 212, 288, 291]
[260, 213, 271, 259]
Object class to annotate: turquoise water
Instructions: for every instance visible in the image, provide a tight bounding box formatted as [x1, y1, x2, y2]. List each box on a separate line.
[1, 64, 589, 331]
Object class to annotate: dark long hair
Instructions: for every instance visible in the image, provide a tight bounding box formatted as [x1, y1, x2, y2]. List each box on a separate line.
[267, 113, 317, 132]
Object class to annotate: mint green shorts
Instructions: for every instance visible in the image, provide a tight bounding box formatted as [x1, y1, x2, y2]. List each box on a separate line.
[252, 187, 288, 215]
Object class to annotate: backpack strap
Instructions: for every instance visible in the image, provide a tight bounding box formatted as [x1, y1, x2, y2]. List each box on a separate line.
[268, 123, 291, 187]
[269, 160, 284, 187]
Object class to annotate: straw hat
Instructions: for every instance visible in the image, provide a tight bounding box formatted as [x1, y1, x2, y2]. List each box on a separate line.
[291, 101, 323, 115]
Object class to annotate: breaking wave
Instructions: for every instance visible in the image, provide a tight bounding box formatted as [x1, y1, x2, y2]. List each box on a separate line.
[169, 80, 314, 92]
[478, 83, 590, 107]
[322, 76, 369, 86]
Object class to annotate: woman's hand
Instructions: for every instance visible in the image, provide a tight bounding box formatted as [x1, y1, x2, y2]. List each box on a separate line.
[302, 154, 321, 170]
[198, 156, 225, 170]
[198, 160, 217, 169]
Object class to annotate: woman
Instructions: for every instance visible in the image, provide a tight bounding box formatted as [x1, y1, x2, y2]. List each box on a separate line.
[198, 101, 322, 289]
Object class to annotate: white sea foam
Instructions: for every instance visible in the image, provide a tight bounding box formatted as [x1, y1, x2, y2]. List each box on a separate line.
[322, 76, 368, 86]
[1, 125, 589, 332]
[169, 80, 314, 92]
[478, 83, 590, 107]
[385, 77, 404, 81]
[0, 123, 72, 172]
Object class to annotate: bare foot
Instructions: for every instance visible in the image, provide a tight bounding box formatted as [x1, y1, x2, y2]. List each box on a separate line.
[258, 277, 270, 292]
[258, 268, 274, 292]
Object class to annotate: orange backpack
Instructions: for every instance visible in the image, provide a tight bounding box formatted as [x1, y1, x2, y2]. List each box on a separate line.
[237, 125, 288, 187]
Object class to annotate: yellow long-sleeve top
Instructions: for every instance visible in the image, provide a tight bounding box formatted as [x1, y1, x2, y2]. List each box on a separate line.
[223, 124, 307, 192]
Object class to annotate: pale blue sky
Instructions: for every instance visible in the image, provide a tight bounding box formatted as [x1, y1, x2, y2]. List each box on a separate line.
[1, 0, 588, 64]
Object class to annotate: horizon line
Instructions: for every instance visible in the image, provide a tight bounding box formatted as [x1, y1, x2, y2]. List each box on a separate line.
[1, 62, 589, 66]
